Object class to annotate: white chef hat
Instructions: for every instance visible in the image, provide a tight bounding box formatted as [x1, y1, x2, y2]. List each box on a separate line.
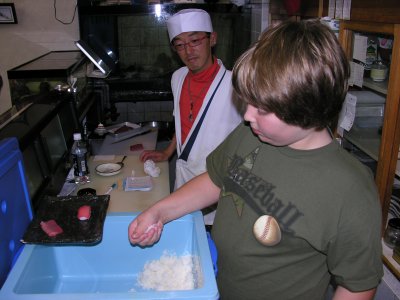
[166, 9, 213, 42]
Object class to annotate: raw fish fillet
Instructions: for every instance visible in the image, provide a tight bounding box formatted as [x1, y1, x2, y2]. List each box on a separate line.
[77, 205, 91, 220]
[40, 220, 63, 237]
[130, 143, 144, 151]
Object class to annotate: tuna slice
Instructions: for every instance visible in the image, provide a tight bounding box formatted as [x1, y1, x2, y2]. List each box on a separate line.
[77, 205, 91, 221]
[40, 220, 63, 237]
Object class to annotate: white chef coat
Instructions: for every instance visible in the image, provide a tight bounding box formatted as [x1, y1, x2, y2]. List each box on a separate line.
[171, 59, 242, 193]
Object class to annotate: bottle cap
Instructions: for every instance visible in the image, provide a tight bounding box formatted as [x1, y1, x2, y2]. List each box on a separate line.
[73, 133, 82, 141]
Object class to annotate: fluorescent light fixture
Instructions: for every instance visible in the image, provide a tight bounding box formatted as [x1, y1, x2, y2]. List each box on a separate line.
[75, 37, 117, 77]
[154, 4, 161, 18]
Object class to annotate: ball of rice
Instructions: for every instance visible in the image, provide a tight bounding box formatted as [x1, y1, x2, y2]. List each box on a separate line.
[138, 252, 200, 291]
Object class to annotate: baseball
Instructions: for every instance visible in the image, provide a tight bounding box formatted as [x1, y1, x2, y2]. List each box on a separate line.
[253, 215, 281, 246]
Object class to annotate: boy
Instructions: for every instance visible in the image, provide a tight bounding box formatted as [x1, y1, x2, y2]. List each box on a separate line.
[128, 20, 383, 299]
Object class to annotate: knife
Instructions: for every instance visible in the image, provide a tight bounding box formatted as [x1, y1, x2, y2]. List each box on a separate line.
[110, 128, 152, 144]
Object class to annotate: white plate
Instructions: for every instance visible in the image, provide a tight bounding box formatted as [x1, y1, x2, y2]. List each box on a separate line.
[95, 163, 122, 176]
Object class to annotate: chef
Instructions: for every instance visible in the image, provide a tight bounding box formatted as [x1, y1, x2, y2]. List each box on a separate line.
[140, 8, 242, 224]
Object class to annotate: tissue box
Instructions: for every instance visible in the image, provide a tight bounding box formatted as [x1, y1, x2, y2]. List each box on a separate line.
[354, 104, 385, 128]
[0, 212, 218, 300]
[349, 90, 385, 128]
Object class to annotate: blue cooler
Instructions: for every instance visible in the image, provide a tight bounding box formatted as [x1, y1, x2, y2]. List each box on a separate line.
[0, 138, 33, 289]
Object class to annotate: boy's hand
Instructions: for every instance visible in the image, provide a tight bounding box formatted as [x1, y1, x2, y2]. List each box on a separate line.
[128, 215, 163, 246]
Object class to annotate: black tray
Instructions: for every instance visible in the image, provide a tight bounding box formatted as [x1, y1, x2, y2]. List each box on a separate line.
[22, 195, 110, 245]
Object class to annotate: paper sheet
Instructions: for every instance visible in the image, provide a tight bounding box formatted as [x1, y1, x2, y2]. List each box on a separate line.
[335, 0, 343, 19]
[342, 0, 351, 20]
[353, 34, 368, 62]
[338, 92, 357, 134]
[350, 61, 365, 88]
[328, 0, 336, 18]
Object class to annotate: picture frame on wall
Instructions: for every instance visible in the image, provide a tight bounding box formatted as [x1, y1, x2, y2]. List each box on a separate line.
[0, 3, 17, 24]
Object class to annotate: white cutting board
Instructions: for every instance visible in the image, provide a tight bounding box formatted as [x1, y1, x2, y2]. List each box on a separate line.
[92, 130, 158, 156]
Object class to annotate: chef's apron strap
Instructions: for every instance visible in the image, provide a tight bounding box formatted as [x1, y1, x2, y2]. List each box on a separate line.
[178, 70, 227, 162]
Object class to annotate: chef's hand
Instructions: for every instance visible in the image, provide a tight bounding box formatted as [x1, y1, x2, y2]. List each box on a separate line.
[128, 213, 163, 246]
[140, 136, 176, 163]
[139, 150, 169, 162]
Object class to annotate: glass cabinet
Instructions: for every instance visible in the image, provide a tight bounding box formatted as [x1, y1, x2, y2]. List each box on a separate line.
[338, 20, 400, 278]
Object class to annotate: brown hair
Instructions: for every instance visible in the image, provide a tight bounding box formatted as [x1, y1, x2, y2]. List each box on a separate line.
[232, 19, 350, 130]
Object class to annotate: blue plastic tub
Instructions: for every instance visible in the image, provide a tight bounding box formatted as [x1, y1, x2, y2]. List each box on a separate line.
[0, 138, 32, 289]
[0, 212, 219, 300]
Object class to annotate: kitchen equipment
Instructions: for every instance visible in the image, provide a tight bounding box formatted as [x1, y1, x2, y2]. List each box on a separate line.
[105, 183, 118, 195]
[95, 162, 123, 176]
[110, 127, 152, 144]
[118, 155, 127, 167]
[0, 138, 33, 289]
[105, 122, 152, 144]
[21, 195, 110, 245]
[7, 51, 89, 107]
[384, 218, 400, 249]
[348, 90, 386, 129]
[95, 155, 126, 176]
[106, 122, 140, 137]
[0, 98, 79, 205]
[354, 104, 385, 128]
[77, 188, 97, 196]
[140, 121, 174, 142]
[94, 123, 107, 136]
[75, 34, 118, 78]
[0, 137, 218, 299]
[370, 60, 388, 82]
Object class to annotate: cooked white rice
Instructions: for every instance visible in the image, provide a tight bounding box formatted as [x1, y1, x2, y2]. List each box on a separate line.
[138, 252, 200, 291]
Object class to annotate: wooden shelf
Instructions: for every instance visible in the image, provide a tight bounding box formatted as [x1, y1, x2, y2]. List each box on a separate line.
[343, 127, 381, 161]
[363, 77, 388, 95]
[339, 21, 400, 230]
[397, 160, 400, 177]
[382, 239, 400, 280]
[347, 0, 400, 24]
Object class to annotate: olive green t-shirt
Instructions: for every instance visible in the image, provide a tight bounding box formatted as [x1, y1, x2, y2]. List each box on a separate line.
[207, 123, 383, 300]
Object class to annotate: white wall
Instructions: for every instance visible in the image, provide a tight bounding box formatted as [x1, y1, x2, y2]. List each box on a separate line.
[0, 0, 79, 114]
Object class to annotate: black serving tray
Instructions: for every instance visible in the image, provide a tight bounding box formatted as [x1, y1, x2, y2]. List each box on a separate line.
[22, 195, 110, 245]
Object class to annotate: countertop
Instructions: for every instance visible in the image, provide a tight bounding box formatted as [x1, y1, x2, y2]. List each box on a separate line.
[77, 155, 170, 213]
[72, 129, 170, 213]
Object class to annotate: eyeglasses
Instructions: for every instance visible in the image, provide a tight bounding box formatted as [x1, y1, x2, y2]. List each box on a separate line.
[172, 35, 209, 52]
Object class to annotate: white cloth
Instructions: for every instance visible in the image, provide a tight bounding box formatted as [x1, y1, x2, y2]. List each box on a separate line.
[172, 59, 242, 193]
[144, 160, 160, 177]
[166, 9, 213, 42]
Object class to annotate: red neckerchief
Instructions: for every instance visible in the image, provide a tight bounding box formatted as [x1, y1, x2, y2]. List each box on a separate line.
[180, 58, 220, 144]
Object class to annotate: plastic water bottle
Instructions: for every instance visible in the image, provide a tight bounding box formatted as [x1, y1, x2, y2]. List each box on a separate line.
[72, 133, 90, 184]
[82, 123, 91, 155]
